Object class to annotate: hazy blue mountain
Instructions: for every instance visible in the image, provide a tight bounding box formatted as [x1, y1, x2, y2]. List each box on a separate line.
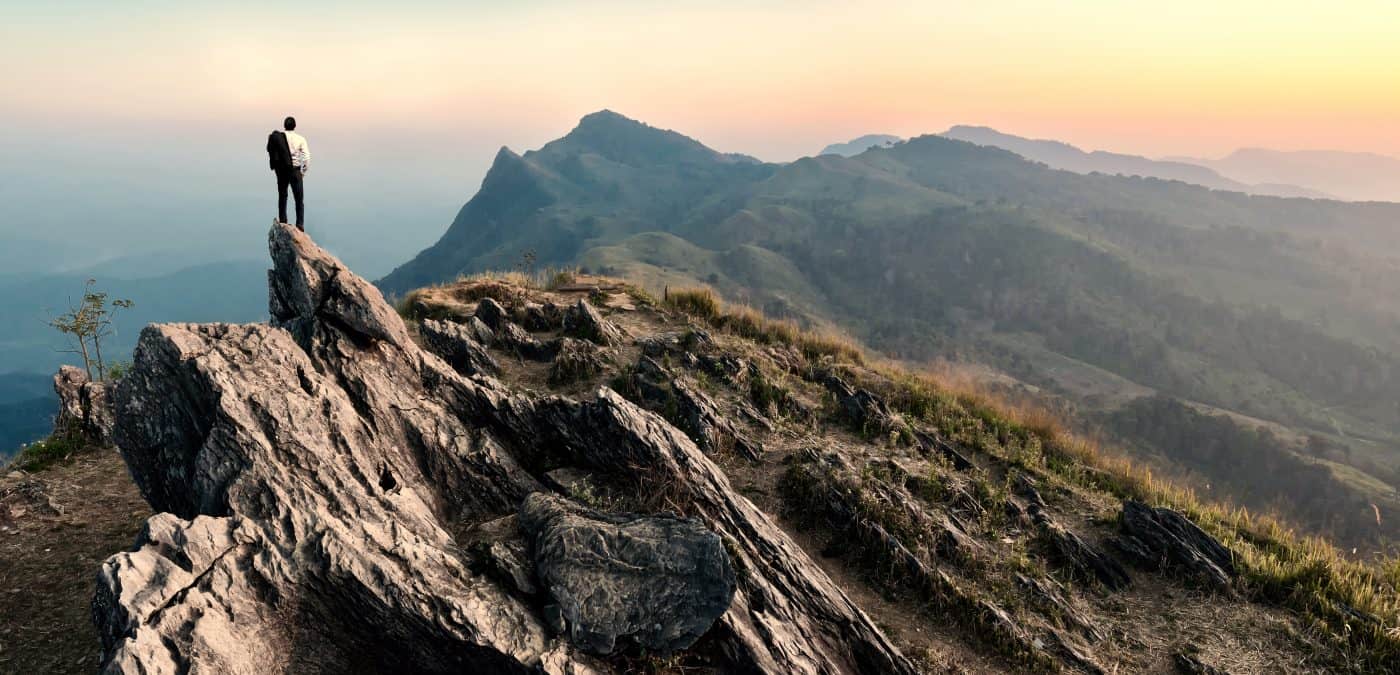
[818, 134, 904, 157]
[0, 372, 56, 459]
[0, 260, 268, 377]
[0, 372, 52, 405]
[380, 110, 1400, 547]
[1174, 148, 1400, 203]
[942, 125, 1330, 198]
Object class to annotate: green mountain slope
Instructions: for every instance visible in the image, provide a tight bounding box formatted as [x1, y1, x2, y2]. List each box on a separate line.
[380, 111, 1400, 551]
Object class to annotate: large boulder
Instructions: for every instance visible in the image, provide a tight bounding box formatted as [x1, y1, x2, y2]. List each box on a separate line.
[519, 492, 736, 655]
[562, 300, 624, 346]
[53, 365, 114, 446]
[96, 223, 916, 674]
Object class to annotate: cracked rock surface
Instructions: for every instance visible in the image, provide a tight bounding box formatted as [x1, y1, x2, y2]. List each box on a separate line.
[519, 492, 735, 656]
[96, 223, 913, 674]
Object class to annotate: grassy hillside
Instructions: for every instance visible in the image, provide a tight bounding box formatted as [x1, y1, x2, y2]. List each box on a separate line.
[379, 111, 1400, 554]
[399, 275, 1400, 672]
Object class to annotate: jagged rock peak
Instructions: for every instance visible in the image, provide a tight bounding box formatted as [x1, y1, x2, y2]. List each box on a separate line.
[267, 221, 412, 347]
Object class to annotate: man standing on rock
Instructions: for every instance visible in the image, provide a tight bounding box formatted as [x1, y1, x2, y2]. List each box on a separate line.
[266, 116, 311, 231]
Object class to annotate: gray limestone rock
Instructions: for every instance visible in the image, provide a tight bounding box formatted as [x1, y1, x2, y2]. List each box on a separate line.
[518, 492, 736, 656]
[420, 317, 501, 376]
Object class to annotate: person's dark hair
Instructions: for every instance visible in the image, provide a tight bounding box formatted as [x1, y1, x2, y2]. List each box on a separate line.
[284, 116, 296, 131]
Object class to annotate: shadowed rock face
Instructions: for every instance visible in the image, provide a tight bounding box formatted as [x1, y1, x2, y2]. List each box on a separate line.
[1117, 500, 1236, 592]
[519, 492, 736, 656]
[96, 223, 914, 674]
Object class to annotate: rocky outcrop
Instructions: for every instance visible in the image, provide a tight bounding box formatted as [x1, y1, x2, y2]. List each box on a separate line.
[621, 357, 763, 460]
[53, 365, 114, 446]
[420, 318, 500, 376]
[821, 373, 904, 436]
[519, 492, 735, 655]
[97, 223, 914, 674]
[561, 300, 624, 347]
[1016, 476, 1131, 591]
[1117, 500, 1235, 592]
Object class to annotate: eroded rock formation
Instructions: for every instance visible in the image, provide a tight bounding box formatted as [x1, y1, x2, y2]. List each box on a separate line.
[95, 224, 914, 674]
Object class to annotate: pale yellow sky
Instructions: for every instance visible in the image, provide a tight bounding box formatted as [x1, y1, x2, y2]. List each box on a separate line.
[4, 1, 1399, 160]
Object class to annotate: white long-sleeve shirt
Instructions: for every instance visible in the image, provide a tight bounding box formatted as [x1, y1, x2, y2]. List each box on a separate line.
[285, 130, 311, 172]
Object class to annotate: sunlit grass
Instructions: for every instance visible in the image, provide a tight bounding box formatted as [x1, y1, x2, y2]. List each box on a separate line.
[862, 359, 1400, 669]
[662, 286, 864, 364]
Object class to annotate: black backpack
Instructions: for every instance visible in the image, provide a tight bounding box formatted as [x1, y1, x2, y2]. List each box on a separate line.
[266, 130, 293, 171]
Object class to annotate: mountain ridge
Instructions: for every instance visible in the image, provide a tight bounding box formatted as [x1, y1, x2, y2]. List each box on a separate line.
[1173, 147, 1400, 202]
[940, 125, 1331, 198]
[376, 110, 1400, 555]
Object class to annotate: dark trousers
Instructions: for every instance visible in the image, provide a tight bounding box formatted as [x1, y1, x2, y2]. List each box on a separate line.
[276, 167, 305, 228]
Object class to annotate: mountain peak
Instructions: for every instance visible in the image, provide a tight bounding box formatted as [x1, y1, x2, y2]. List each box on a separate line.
[818, 134, 903, 157]
[557, 110, 720, 165]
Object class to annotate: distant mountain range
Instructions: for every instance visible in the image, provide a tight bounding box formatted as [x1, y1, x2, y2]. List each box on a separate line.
[382, 110, 1400, 550]
[0, 261, 268, 377]
[937, 126, 1332, 198]
[822, 127, 1400, 203]
[818, 134, 903, 157]
[0, 372, 56, 460]
[1171, 148, 1400, 202]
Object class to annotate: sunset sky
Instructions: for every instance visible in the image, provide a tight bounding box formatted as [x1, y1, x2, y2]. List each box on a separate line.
[5, 1, 1399, 160]
[3, 1, 1398, 274]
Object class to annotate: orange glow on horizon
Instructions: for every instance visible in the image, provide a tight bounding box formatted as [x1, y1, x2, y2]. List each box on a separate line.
[3, 1, 1398, 160]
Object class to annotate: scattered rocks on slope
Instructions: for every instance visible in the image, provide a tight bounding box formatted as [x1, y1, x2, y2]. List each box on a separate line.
[1117, 500, 1235, 592]
[520, 301, 565, 331]
[473, 297, 513, 331]
[0, 477, 62, 527]
[623, 357, 763, 460]
[518, 492, 736, 655]
[912, 429, 974, 471]
[637, 329, 712, 357]
[1015, 573, 1104, 644]
[820, 373, 904, 436]
[420, 318, 501, 376]
[1016, 476, 1131, 591]
[498, 320, 558, 360]
[562, 299, 624, 346]
[53, 365, 114, 446]
[96, 223, 916, 674]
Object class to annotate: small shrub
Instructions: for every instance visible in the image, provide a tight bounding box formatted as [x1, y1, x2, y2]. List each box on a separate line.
[10, 429, 86, 472]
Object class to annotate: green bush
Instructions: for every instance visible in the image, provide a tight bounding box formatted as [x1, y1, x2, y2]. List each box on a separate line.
[10, 429, 86, 472]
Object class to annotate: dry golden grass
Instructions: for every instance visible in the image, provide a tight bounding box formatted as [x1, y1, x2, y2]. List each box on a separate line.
[662, 286, 864, 365]
[865, 358, 1400, 670]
